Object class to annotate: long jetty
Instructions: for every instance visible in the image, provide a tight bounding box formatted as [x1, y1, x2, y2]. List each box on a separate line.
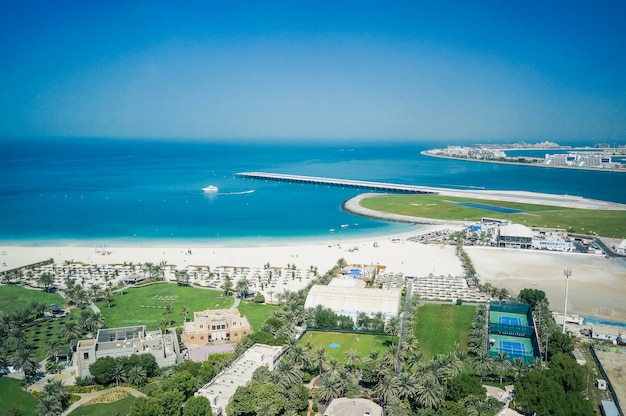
[235, 172, 436, 194]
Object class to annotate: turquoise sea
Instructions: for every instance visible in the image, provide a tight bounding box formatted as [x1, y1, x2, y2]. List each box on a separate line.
[1, 138, 625, 246]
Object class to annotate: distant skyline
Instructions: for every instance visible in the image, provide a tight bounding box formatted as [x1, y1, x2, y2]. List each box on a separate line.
[1, 1, 625, 142]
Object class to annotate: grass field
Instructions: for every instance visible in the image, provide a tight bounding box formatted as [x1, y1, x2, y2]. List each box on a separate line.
[96, 283, 233, 330]
[412, 304, 476, 359]
[0, 285, 64, 314]
[360, 194, 626, 238]
[0, 377, 38, 415]
[237, 301, 276, 332]
[67, 394, 136, 416]
[301, 331, 390, 362]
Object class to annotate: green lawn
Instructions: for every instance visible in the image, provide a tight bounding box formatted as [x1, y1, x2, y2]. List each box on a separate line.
[413, 304, 476, 359]
[67, 394, 136, 416]
[300, 331, 390, 362]
[360, 194, 626, 238]
[97, 283, 232, 330]
[0, 377, 38, 415]
[0, 285, 65, 314]
[237, 301, 276, 332]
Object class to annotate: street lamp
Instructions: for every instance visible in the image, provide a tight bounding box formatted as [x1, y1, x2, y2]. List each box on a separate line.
[562, 269, 571, 334]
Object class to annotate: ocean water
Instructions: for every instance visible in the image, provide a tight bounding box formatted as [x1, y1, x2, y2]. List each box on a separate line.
[1, 138, 625, 246]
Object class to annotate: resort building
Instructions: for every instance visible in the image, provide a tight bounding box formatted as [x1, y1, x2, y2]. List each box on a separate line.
[304, 284, 401, 323]
[182, 309, 251, 346]
[616, 240, 626, 255]
[195, 343, 284, 416]
[323, 398, 383, 416]
[74, 325, 180, 378]
[497, 224, 533, 249]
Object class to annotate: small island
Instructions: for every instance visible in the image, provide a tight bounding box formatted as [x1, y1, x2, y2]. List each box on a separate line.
[422, 142, 626, 172]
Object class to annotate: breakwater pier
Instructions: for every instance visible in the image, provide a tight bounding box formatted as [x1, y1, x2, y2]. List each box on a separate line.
[235, 172, 435, 194]
[236, 172, 626, 211]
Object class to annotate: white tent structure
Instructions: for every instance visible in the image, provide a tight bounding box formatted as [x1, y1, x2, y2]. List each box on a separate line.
[304, 284, 401, 322]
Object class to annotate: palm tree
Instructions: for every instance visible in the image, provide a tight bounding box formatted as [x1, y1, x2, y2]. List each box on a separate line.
[89, 283, 102, 302]
[344, 349, 361, 373]
[221, 278, 234, 296]
[414, 373, 444, 409]
[396, 371, 418, 400]
[511, 357, 529, 380]
[326, 357, 341, 375]
[404, 351, 423, 371]
[256, 400, 278, 416]
[7, 326, 27, 349]
[41, 379, 69, 408]
[402, 336, 419, 356]
[374, 373, 400, 405]
[275, 358, 302, 388]
[111, 361, 126, 386]
[160, 316, 170, 334]
[235, 278, 250, 299]
[34, 394, 64, 416]
[13, 345, 39, 381]
[181, 306, 189, 322]
[314, 347, 326, 376]
[385, 317, 401, 348]
[472, 351, 494, 382]
[127, 365, 147, 386]
[37, 272, 55, 292]
[42, 339, 62, 365]
[84, 312, 105, 335]
[58, 320, 81, 344]
[356, 312, 368, 329]
[494, 352, 511, 384]
[318, 375, 342, 403]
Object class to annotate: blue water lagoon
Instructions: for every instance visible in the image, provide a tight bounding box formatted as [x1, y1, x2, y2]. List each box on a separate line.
[1, 138, 625, 246]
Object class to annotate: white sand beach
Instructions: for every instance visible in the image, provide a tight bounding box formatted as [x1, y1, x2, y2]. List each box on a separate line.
[2, 224, 625, 322]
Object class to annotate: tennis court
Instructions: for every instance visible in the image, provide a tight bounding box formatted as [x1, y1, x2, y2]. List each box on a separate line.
[489, 311, 528, 326]
[489, 334, 534, 359]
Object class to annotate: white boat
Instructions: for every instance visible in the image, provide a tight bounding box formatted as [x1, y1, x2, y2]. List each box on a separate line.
[202, 185, 219, 193]
[341, 224, 349, 228]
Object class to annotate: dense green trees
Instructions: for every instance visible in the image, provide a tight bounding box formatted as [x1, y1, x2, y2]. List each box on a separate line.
[89, 354, 158, 386]
[182, 395, 213, 416]
[517, 288, 547, 309]
[513, 360, 593, 416]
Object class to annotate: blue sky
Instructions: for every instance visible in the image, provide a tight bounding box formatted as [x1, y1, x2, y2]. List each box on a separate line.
[1, 1, 625, 142]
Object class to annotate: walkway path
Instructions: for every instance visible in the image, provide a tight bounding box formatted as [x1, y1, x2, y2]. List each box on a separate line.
[62, 386, 146, 416]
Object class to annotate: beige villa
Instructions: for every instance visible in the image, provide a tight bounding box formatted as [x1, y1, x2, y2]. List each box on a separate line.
[183, 309, 251, 346]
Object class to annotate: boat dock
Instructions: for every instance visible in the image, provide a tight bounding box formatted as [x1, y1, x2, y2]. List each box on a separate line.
[235, 172, 436, 194]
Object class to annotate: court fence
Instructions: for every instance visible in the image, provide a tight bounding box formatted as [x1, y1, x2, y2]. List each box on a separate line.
[490, 301, 530, 315]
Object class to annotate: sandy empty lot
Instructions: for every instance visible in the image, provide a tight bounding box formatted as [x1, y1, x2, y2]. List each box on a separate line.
[467, 247, 626, 321]
[594, 350, 626, 408]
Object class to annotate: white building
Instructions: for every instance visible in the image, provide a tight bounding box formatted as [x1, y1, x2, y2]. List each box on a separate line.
[616, 239, 626, 255]
[195, 344, 283, 416]
[74, 326, 180, 378]
[304, 284, 401, 323]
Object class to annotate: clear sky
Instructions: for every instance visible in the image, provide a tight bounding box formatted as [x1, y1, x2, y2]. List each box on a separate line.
[1, 1, 625, 142]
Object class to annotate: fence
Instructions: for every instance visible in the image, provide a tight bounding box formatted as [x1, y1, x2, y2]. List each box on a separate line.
[589, 344, 624, 416]
[489, 323, 535, 338]
[490, 301, 530, 315]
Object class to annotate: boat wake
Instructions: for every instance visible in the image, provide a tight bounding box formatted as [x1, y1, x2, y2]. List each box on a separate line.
[218, 190, 255, 195]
